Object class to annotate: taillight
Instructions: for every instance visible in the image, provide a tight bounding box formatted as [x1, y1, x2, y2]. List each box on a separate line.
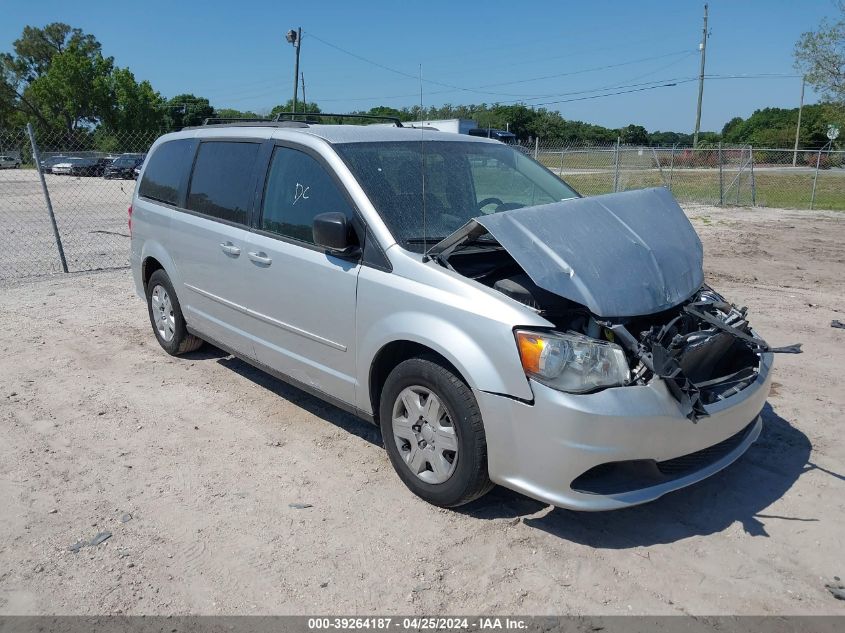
[128, 204, 133, 236]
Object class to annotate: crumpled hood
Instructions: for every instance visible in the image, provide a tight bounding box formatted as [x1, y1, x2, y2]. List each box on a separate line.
[431, 187, 703, 317]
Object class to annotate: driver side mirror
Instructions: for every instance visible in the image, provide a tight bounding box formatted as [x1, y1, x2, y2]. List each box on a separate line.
[313, 212, 359, 256]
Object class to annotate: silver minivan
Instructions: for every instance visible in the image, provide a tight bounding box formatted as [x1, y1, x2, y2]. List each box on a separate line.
[130, 119, 778, 510]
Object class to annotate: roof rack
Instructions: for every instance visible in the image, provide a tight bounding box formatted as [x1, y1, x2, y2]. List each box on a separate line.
[203, 117, 272, 125]
[272, 112, 403, 127]
[194, 118, 309, 129]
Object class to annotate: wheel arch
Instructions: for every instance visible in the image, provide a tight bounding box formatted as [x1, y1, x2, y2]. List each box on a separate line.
[368, 340, 466, 422]
[139, 241, 179, 292]
[141, 256, 164, 289]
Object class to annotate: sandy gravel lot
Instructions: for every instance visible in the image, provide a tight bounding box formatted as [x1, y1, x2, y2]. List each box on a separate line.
[0, 205, 843, 615]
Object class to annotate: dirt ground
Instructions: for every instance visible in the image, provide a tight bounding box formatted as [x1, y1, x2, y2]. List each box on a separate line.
[0, 205, 843, 616]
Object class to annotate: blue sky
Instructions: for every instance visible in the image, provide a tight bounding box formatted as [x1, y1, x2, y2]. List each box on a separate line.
[1, 0, 839, 132]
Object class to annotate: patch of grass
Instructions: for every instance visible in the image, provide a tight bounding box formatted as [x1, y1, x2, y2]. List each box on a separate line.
[557, 169, 845, 210]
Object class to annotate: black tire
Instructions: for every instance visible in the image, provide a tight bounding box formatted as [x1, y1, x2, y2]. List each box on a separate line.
[379, 355, 494, 507]
[145, 269, 203, 356]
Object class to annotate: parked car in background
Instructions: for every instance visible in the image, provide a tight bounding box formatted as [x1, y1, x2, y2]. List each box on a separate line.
[51, 157, 110, 176]
[40, 155, 67, 171]
[49, 158, 81, 175]
[0, 155, 21, 169]
[130, 118, 778, 511]
[104, 154, 145, 179]
[467, 127, 517, 144]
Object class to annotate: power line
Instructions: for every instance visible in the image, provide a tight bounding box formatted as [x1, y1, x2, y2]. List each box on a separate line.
[311, 70, 798, 108]
[521, 76, 695, 103]
[302, 33, 697, 103]
[530, 78, 699, 107]
[426, 35, 697, 79]
[304, 30, 697, 101]
[470, 50, 696, 89]
[705, 73, 801, 79]
[516, 52, 698, 104]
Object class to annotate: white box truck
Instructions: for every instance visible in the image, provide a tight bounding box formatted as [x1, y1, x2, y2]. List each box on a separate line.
[410, 118, 478, 134]
[409, 118, 517, 144]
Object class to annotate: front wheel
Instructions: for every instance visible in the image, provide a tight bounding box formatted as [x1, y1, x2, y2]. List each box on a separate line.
[145, 269, 203, 356]
[379, 356, 493, 507]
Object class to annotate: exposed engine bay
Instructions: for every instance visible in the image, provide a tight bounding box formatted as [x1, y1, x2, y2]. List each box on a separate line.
[437, 241, 799, 421]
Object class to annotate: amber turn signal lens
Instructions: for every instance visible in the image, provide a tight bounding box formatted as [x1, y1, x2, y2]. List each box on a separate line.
[515, 331, 545, 374]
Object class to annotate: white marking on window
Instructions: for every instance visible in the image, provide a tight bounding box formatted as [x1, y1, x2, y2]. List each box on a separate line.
[293, 182, 310, 205]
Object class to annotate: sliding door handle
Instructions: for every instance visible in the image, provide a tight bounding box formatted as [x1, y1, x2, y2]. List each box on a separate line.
[248, 251, 272, 266]
[219, 242, 241, 256]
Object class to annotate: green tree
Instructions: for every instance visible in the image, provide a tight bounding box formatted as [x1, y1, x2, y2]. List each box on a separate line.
[94, 67, 166, 151]
[794, 2, 845, 104]
[488, 104, 535, 138]
[362, 105, 410, 121]
[214, 108, 262, 120]
[721, 117, 745, 140]
[163, 94, 214, 129]
[720, 104, 844, 148]
[26, 41, 113, 133]
[619, 124, 649, 145]
[648, 130, 693, 146]
[1, 23, 108, 129]
[269, 99, 322, 118]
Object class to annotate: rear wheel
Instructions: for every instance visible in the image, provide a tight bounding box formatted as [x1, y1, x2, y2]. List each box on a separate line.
[379, 356, 493, 507]
[145, 269, 203, 356]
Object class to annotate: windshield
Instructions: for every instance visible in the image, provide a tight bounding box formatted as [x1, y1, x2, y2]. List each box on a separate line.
[335, 140, 578, 251]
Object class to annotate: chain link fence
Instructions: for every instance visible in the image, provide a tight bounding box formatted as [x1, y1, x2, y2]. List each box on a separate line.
[520, 139, 845, 211]
[0, 127, 159, 280]
[1, 126, 844, 281]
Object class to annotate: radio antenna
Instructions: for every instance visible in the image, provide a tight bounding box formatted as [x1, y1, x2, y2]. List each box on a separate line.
[420, 63, 429, 262]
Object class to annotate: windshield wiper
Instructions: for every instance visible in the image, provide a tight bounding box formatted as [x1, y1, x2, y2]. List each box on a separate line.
[405, 237, 448, 244]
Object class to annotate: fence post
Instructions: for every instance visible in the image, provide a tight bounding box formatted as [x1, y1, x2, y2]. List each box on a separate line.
[613, 136, 621, 193]
[718, 142, 724, 206]
[811, 144, 825, 210]
[534, 137, 539, 160]
[651, 146, 665, 185]
[668, 144, 676, 192]
[26, 123, 68, 273]
[749, 145, 756, 207]
[559, 146, 564, 176]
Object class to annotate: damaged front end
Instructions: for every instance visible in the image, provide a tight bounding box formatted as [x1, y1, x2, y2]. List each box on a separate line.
[603, 287, 793, 420]
[430, 188, 797, 420]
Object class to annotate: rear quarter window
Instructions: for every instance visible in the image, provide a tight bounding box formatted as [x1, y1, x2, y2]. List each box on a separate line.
[138, 139, 194, 206]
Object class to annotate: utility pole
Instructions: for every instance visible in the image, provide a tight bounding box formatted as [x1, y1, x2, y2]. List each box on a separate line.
[285, 28, 302, 114]
[301, 72, 306, 113]
[792, 76, 805, 167]
[693, 3, 709, 148]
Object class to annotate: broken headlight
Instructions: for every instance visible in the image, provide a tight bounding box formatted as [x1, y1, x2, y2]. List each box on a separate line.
[515, 330, 630, 393]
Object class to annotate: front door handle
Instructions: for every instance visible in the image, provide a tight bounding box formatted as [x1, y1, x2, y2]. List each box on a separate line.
[248, 251, 272, 266]
[220, 242, 241, 257]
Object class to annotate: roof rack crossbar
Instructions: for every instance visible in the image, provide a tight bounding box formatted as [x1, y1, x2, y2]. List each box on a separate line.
[272, 112, 403, 127]
[202, 117, 273, 125]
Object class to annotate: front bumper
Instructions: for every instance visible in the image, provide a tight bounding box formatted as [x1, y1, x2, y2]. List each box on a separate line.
[478, 351, 773, 510]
